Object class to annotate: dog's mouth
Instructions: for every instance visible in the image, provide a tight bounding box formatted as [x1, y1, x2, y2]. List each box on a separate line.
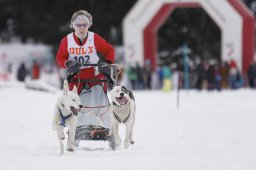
[70, 106, 80, 116]
[116, 96, 128, 105]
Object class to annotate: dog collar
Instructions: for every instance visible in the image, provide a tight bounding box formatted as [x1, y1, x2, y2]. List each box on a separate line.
[58, 107, 72, 127]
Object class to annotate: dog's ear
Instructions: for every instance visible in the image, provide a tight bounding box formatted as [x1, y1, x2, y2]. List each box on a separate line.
[63, 80, 69, 95]
[121, 86, 128, 93]
[72, 85, 78, 94]
[128, 90, 135, 101]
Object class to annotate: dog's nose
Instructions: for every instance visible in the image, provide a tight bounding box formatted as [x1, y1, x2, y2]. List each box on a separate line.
[79, 105, 83, 108]
[120, 92, 124, 97]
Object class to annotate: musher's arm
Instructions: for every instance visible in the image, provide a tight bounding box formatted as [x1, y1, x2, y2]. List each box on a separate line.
[94, 33, 115, 64]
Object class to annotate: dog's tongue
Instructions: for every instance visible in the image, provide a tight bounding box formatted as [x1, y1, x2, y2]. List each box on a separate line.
[70, 106, 79, 116]
[118, 97, 128, 105]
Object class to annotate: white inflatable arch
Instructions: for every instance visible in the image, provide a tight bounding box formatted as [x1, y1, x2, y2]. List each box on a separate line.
[123, 0, 254, 72]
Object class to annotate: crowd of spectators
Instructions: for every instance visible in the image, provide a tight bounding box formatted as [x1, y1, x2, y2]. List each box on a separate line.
[17, 59, 41, 82]
[123, 58, 256, 91]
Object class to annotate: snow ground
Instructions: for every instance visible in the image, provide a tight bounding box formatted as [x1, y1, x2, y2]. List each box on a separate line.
[0, 84, 256, 170]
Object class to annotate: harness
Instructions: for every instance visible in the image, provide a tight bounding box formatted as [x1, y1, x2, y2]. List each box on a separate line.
[113, 110, 130, 124]
[112, 102, 131, 123]
[58, 107, 72, 127]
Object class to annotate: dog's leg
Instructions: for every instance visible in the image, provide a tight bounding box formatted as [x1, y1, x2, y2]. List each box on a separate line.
[57, 126, 65, 140]
[56, 126, 65, 155]
[67, 122, 76, 152]
[58, 136, 64, 155]
[129, 121, 135, 145]
[113, 123, 122, 146]
[124, 124, 132, 149]
[129, 130, 134, 145]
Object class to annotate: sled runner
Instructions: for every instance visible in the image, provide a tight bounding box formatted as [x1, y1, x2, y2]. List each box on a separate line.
[67, 63, 119, 150]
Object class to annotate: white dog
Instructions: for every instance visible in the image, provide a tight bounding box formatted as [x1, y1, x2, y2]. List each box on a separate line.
[52, 80, 83, 155]
[110, 85, 136, 149]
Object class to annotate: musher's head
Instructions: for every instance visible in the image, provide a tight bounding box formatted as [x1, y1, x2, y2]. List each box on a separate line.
[70, 10, 93, 38]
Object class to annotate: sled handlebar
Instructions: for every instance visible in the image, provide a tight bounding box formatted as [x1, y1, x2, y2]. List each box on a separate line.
[69, 78, 109, 83]
[80, 63, 119, 68]
[66, 63, 120, 89]
[80, 63, 98, 67]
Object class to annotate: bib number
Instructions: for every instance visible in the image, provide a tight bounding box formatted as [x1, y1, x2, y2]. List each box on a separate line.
[74, 55, 89, 65]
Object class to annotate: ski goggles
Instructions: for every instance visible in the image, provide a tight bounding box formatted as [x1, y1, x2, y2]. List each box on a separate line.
[72, 15, 90, 28]
[75, 23, 89, 28]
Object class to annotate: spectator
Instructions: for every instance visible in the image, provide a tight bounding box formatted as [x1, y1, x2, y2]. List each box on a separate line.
[161, 65, 172, 92]
[214, 65, 222, 91]
[158, 64, 164, 88]
[207, 64, 216, 90]
[8, 63, 13, 73]
[229, 70, 244, 89]
[220, 61, 229, 89]
[127, 64, 137, 90]
[135, 62, 144, 89]
[228, 59, 240, 89]
[195, 58, 206, 90]
[172, 65, 179, 90]
[151, 67, 161, 90]
[31, 60, 40, 80]
[229, 59, 238, 68]
[17, 62, 28, 82]
[143, 61, 152, 90]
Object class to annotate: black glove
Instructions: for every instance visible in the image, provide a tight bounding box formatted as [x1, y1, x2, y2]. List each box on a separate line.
[98, 61, 115, 89]
[66, 60, 80, 68]
[98, 61, 111, 77]
[66, 61, 82, 75]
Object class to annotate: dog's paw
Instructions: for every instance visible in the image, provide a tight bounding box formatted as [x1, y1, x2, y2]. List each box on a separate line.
[67, 141, 75, 152]
[124, 140, 130, 149]
[130, 140, 134, 145]
[67, 148, 74, 152]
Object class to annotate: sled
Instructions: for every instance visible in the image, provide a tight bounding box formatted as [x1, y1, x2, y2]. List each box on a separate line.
[67, 63, 120, 151]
